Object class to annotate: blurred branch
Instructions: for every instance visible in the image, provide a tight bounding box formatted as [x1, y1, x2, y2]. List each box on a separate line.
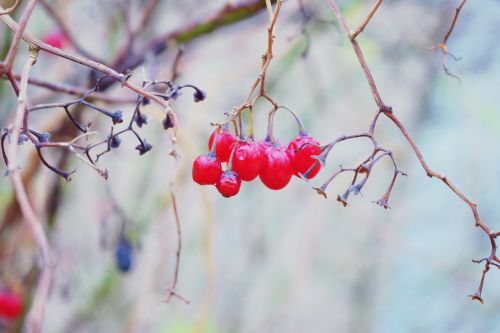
[113, 0, 276, 72]
[7, 49, 54, 333]
[350, 0, 383, 40]
[0, 0, 38, 75]
[5, 74, 137, 103]
[326, 0, 499, 303]
[0, 7, 170, 108]
[38, 0, 103, 62]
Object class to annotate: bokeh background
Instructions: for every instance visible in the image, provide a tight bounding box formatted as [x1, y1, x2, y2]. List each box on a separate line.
[1, 0, 500, 332]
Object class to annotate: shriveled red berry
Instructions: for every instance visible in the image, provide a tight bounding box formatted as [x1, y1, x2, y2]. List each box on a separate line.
[216, 171, 241, 197]
[288, 135, 322, 179]
[43, 28, 68, 49]
[0, 291, 23, 320]
[192, 153, 222, 185]
[208, 128, 236, 162]
[232, 140, 263, 181]
[259, 140, 293, 190]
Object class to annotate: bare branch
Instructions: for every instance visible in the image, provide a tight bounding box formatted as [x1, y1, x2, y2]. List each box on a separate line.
[431, 0, 469, 81]
[326, 0, 498, 302]
[6, 49, 54, 333]
[0, 0, 38, 74]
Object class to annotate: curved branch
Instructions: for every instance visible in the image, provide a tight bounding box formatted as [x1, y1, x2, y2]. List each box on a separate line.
[326, 0, 497, 303]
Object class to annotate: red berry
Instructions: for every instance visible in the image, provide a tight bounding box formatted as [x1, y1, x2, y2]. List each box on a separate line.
[232, 140, 263, 181]
[43, 28, 68, 49]
[0, 291, 23, 320]
[288, 135, 322, 179]
[192, 153, 222, 185]
[208, 128, 236, 162]
[216, 171, 241, 197]
[259, 140, 293, 190]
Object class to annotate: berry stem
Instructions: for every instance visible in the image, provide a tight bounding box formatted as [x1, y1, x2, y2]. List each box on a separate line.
[238, 113, 245, 139]
[279, 105, 307, 135]
[227, 141, 239, 171]
[209, 125, 220, 154]
[266, 105, 307, 144]
[231, 119, 240, 138]
[266, 106, 278, 144]
[248, 105, 254, 140]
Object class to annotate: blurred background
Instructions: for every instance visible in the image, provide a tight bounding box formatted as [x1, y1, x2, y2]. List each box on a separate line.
[1, 0, 500, 332]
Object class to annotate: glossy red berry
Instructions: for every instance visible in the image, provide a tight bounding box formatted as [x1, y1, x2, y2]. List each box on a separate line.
[288, 135, 322, 179]
[0, 291, 23, 320]
[43, 28, 68, 49]
[259, 140, 293, 190]
[216, 171, 241, 197]
[232, 140, 263, 181]
[208, 128, 236, 162]
[192, 153, 222, 185]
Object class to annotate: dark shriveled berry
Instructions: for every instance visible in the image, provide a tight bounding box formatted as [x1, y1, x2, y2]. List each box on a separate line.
[135, 140, 152, 155]
[110, 135, 121, 148]
[133, 112, 148, 128]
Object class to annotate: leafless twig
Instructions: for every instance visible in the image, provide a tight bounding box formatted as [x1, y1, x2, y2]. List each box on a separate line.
[431, 0, 469, 81]
[326, 0, 498, 303]
[7, 48, 54, 333]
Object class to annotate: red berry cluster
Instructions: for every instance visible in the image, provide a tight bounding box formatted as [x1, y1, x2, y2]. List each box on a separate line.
[192, 115, 322, 197]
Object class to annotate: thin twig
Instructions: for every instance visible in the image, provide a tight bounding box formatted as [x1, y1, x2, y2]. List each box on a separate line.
[6, 74, 136, 104]
[326, 0, 498, 303]
[431, 0, 469, 81]
[0, 8, 170, 108]
[350, 0, 383, 40]
[0, 0, 38, 75]
[38, 0, 100, 61]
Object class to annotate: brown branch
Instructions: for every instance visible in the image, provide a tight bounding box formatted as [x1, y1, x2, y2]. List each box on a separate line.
[135, 0, 160, 37]
[7, 49, 54, 333]
[113, 0, 275, 71]
[163, 192, 189, 304]
[0, 8, 169, 108]
[326, 0, 387, 110]
[223, 0, 283, 140]
[350, 0, 383, 40]
[6, 74, 137, 104]
[443, 0, 468, 45]
[0, 0, 38, 75]
[6, 69, 20, 95]
[432, 0, 468, 81]
[326, 0, 498, 303]
[38, 0, 102, 61]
